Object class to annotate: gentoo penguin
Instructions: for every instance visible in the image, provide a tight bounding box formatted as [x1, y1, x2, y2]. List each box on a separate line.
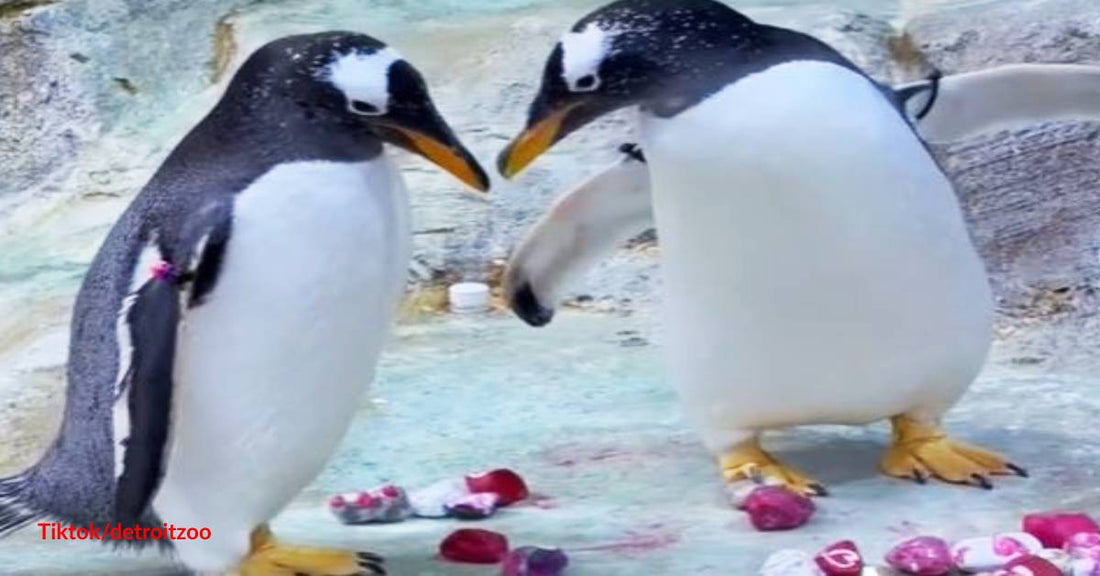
[0, 32, 487, 574]
[498, 0, 1028, 496]
[507, 63, 1100, 323]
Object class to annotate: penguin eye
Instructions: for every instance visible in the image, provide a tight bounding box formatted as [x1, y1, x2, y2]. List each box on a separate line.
[348, 99, 384, 116]
[574, 74, 600, 92]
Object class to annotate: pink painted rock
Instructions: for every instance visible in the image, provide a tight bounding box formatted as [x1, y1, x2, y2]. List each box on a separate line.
[814, 540, 864, 575]
[499, 546, 569, 576]
[740, 486, 816, 531]
[951, 532, 1043, 572]
[445, 492, 501, 520]
[885, 537, 953, 575]
[328, 484, 412, 524]
[1066, 532, 1100, 562]
[440, 529, 510, 564]
[993, 555, 1064, 575]
[1024, 513, 1100, 548]
[466, 469, 530, 506]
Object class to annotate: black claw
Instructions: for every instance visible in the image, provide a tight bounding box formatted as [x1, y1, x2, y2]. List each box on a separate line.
[972, 473, 994, 490]
[809, 483, 829, 497]
[1007, 463, 1029, 478]
[912, 469, 928, 485]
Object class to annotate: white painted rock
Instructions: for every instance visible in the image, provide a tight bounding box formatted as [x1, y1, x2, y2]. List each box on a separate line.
[1072, 558, 1100, 576]
[760, 549, 825, 576]
[952, 533, 1044, 572]
[1036, 548, 1074, 572]
[408, 478, 469, 518]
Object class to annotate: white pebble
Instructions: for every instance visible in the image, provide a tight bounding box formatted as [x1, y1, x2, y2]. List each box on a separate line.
[951, 532, 1044, 572]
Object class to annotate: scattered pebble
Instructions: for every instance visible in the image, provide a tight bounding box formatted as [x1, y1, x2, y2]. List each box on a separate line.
[445, 492, 501, 520]
[1024, 513, 1100, 548]
[328, 485, 412, 525]
[996, 555, 1064, 575]
[760, 549, 824, 575]
[741, 486, 816, 532]
[466, 469, 530, 506]
[440, 529, 510, 564]
[814, 540, 863, 576]
[410, 478, 470, 518]
[885, 536, 953, 575]
[1071, 558, 1100, 576]
[500, 546, 570, 576]
[951, 532, 1042, 572]
[1036, 548, 1073, 572]
[1066, 532, 1100, 562]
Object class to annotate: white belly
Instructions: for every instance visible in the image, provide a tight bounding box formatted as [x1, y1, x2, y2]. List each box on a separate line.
[153, 158, 410, 570]
[640, 62, 993, 451]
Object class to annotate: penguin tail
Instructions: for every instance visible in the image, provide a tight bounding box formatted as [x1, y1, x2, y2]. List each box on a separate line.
[0, 471, 42, 538]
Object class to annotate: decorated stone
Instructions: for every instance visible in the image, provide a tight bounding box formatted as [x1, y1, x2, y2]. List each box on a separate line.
[741, 486, 816, 531]
[814, 540, 864, 575]
[440, 529, 510, 564]
[1036, 548, 1073, 572]
[328, 484, 413, 524]
[760, 549, 824, 575]
[1071, 558, 1100, 576]
[500, 546, 569, 576]
[1024, 513, 1100, 548]
[410, 478, 470, 518]
[466, 469, 530, 506]
[997, 555, 1065, 575]
[445, 492, 501, 520]
[885, 536, 953, 576]
[1067, 532, 1100, 562]
[951, 532, 1043, 572]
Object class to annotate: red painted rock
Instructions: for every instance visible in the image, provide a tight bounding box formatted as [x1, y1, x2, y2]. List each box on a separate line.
[440, 529, 510, 564]
[740, 486, 816, 531]
[815, 540, 863, 575]
[993, 555, 1064, 575]
[466, 469, 530, 506]
[1023, 513, 1100, 548]
[499, 546, 570, 576]
[445, 492, 501, 520]
[885, 537, 953, 576]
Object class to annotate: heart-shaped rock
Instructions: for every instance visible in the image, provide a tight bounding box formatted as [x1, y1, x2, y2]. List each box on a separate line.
[814, 540, 863, 575]
[951, 532, 1043, 572]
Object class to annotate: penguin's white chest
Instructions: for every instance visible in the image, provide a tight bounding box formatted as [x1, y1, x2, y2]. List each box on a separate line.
[640, 61, 993, 446]
[154, 158, 409, 570]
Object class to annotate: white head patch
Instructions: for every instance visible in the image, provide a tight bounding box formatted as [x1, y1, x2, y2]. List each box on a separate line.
[322, 47, 402, 115]
[560, 23, 616, 92]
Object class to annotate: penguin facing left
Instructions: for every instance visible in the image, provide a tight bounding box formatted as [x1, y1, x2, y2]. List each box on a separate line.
[498, 0, 1029, 498]
[0, 31, 488, 575]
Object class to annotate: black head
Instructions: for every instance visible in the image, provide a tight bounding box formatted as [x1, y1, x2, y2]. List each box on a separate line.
[498, 0, 766, 177]
[221, 32, 489, 192]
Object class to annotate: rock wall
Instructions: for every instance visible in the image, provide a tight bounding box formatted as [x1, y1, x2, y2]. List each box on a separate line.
[0, 0, 1098, 321]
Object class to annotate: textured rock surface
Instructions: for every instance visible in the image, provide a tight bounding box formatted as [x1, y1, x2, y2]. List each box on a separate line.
[904, 0, 1100, 319]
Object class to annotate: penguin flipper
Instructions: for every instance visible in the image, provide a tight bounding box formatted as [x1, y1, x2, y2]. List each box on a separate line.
[898, 64, 1100, 142]
[114, 201, 233, 525]
[504, 145, 653, 326]
[114, 274, 180, 526]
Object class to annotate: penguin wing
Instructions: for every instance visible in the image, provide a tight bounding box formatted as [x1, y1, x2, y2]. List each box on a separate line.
[114, 201, 233, 525]
[505, 144, 652, 326]
[898, 64, 1100, 142]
